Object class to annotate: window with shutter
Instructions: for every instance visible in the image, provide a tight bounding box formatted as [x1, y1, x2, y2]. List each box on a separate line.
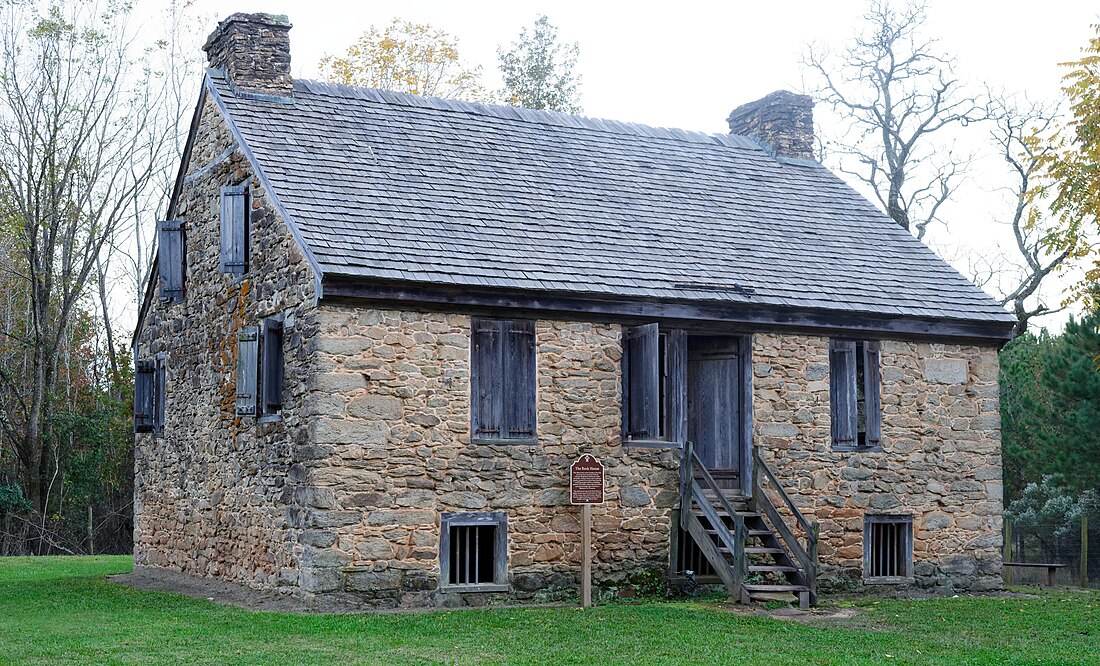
[220, 185, 249, 275]
[621, 324, 685, 447]
[134, 359, 154, 433]
[830, 339, 881, 451]
[157, 219, 185, 302]
[863, 341, 882, 447]
[236, 326, 259, 416]
[153, 354, 166, 436]
[470, 318, 536, 444]
[261, 317, 284, 416]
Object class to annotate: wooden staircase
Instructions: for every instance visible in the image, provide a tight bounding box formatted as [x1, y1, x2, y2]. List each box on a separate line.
[680, 443, 818, 608]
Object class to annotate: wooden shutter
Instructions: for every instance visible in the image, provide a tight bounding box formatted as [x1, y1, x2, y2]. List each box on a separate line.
[262, 318, 285, 413]
[471, 318, 503, 438]
[134, 359, 154, 433]
[236, 326, 259, 416]
[220, 185, 248, 275]
[503, 320, 536, 438]
[737, 334, 755, 496]
[153, 354, 166, 435]
[829, 339, 857, 447]
[157, 219, 185, 302]
[863, 341, 882, 445]
[665, 329, 687, 445]
[623, 323, 660, 441]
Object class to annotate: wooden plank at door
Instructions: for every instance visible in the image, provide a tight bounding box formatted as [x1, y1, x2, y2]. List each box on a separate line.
[718, 358, 739, 471]
[687, 337, 741, 486]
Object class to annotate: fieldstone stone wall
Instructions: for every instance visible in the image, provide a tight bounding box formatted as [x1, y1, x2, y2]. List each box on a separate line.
[753, 333, 1003, 593]
[133, 94, 317, 591]
[296, 309, 680, 607]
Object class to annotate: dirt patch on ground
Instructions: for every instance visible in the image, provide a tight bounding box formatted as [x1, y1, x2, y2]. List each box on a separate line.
[108, 567, 575, 614]
[717, 600, 864, 623]
[715, 589, 1041, 626]
[110, 568, 1045, 618]
[109, 569, 319, 613]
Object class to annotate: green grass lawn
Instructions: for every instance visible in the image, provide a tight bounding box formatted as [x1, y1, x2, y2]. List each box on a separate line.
[0, 557, 1097, 665]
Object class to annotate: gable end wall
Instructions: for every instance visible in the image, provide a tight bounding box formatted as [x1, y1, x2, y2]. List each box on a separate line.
[133, 94, 317, 591]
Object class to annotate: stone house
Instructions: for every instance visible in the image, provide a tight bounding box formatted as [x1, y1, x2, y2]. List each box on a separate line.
[132, 13, 1014, 608]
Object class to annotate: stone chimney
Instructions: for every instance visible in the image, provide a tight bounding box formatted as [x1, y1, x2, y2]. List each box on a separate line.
[203, 13, 293, 98]
[727, 90, 814, 160]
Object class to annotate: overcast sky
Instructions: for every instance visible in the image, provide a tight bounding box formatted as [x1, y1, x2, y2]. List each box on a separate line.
[156, 0, 1099, 331]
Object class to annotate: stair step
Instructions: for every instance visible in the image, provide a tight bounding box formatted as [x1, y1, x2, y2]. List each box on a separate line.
[692, 509, 760, 519]
[722, 546, 788, 557]
[702, 528, 772, 538]
[745, 584, 810, 593]
[748, 565, 799, 573]
[700, 493, 748, 503]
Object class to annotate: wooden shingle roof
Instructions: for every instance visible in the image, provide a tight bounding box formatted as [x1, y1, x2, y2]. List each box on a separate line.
[206, 70, 1015, 337]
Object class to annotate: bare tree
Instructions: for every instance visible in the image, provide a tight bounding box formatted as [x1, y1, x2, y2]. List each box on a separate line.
[986, 99, 1069, 334]
[805, 0, 988, 240]
[99, 1, 204, 390]
[0, 0, 180, 515]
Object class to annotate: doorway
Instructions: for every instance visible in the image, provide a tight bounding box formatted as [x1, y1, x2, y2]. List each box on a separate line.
[687, 336, 743, 489]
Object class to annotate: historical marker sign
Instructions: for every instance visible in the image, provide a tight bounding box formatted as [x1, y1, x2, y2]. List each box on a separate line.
[570, 455, 604, 505]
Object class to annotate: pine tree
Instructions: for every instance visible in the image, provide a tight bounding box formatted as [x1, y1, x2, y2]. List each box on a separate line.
[1000, 332, 1058, 498]
[1001, 305, 1100, 499]
[1038, 311, 1100, 491]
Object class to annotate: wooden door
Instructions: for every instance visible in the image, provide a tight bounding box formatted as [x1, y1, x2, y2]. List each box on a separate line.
[688, 337, 741, 489]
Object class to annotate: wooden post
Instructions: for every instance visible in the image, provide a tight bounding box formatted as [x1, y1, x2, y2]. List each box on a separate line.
[1082, 515, 1089, 589]
[87, 504, 94, 556]
[1003, 518, 1013, 586]
[581, 503, 592, 607]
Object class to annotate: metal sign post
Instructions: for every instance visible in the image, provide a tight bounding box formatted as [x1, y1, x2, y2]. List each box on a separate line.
[570, 454, 605, 607]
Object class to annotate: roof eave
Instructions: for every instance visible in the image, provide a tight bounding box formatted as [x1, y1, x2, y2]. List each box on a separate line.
[319, 275, 1016, 346]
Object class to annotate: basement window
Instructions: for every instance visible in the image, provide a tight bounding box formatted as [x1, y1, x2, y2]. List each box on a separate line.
[864, 515, 913, 582]
[440, 512, 508, 592]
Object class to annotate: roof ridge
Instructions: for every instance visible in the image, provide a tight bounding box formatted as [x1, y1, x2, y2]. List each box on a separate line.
[292, 77, 764, 151]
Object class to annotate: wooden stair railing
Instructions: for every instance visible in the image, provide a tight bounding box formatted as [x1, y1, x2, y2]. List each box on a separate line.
[751, 448, 819, 606]
[679, 441, 749, 603]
